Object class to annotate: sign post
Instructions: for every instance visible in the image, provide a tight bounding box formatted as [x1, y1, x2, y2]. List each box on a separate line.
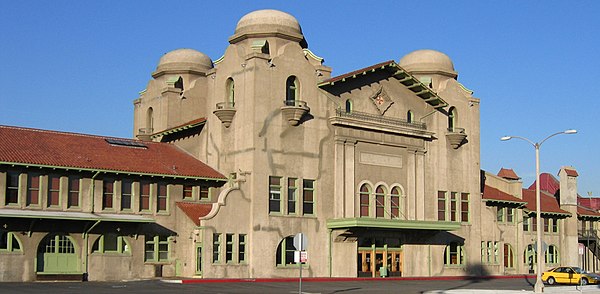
[293, 233, 308, 294]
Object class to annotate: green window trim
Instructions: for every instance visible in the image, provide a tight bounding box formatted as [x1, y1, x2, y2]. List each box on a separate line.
[27, 173, 41, 207]
[144, 235, 170, 262]
[302, 179, 315, 216]
[92, 234, 131, 255]
[101, 178, 114, 210]
[225, 233, 234, 263]
[238, 234, 247, 263]
[156, 182, 168, 213]
[120, 179, 133, 211]
[0, 231, 22, 252]
[504, 243, 515, 268]
[212, 233, 222, 264]
[5, 171, 20, 206]
[47, 174, 62, 208]
[67, 176, 81, 209]
[269, 176, 282, 214]
[443, 242, 465, 266]
[276, 236, 305, 267]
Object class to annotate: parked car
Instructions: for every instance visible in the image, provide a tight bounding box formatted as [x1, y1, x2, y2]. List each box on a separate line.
[542, 266, 600, 285]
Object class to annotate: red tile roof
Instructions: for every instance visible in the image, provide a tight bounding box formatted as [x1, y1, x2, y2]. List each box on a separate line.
[497, 168, 520, 180]
[528, 173, 560, 195]
[564, 168, 579, 177]
[0, 125, 226, 180]
[176, 202, 213, 226]
[579, 197, 600, 211]
[578, 205, 600, 219]
[522, 189, 570, 216]
[482, 185, 525, 204]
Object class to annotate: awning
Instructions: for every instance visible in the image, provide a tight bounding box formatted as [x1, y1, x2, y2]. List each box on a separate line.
[0, 208, 155, 223]
[327, 218, 461, 231]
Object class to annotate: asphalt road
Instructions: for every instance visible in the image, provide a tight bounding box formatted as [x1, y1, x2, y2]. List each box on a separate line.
[1, 277, 598, 294]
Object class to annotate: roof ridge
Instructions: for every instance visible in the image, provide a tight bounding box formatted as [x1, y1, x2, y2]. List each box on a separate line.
[0, 124, 154, 144]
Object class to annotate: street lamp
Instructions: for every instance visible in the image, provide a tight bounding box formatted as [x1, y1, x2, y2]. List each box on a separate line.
[500, 129, 577, 293]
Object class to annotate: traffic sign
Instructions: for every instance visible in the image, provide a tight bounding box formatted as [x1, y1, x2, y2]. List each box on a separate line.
[293, 233, 308, 251]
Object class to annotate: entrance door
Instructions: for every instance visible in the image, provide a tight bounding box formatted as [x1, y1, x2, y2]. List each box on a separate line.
[358, 248, 403, 277]
[195, 243, 202, 275]
[37, 234, 80, 273]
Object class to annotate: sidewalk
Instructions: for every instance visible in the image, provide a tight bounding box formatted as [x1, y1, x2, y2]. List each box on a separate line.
[423, 285, 600, 294]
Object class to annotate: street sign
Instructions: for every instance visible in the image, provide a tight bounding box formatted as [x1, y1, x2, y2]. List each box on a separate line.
[293, 233, 308, 251]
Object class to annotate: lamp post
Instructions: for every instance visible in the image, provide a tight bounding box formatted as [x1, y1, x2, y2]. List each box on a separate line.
[501, 129, 577, 293]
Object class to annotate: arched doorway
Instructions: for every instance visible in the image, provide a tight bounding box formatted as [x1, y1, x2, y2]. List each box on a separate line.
[37, 234, 80, 273]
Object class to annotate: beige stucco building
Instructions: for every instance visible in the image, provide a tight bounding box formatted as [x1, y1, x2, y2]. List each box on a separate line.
[1, 9, 599, 282]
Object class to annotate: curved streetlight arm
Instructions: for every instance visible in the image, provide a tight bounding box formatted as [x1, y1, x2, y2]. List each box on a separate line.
[539, 130, 576, 147]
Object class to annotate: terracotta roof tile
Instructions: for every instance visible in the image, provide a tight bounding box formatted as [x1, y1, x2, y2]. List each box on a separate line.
[579, 197, 600, 211]
[497, 168, 520, 180]
[578, 204, 600, 219]
[564, 168, 579, 177]
[0, 125, 226, 180]
[482, 185, 525, 204]
[528, 173, 560, 195]
[176, 202, 213, 226]
[522, 188, 570, 216]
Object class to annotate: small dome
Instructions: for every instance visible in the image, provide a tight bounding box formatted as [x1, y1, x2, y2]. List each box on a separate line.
[231, 9, 303, 42]
[154, 48, 213, 75]
[399, 49, 457, 78]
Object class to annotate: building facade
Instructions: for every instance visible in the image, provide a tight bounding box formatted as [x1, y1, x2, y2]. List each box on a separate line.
[1, 9, 599, 281]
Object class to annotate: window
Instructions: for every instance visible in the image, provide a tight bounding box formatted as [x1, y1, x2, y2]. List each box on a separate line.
[92, 234, 130, 254]
[269, 176, 282, 213]
[375, 186, 385, 218]
[5, 171, 19, 205]
[0, 231, 22, 252]
[102, 179, 114, 209]
[238, 234, 246, 263]
[42, 234, 75, 254]
[285, 76, 299, 106]
[174, 76, 184, 91]
[140, 181, 151, 211]
[531, 216, 538, 231]
[450, 192, 458, 221]
[121, 179, 132, 210]
[48, 175, 61, 207]
[183, 184, 194, 200]
[545, 245, 559, 264]
[543, 218, 549, 232]
[437, 191, 447, 221]
[444, 242, 464, 266]
[226, 78, 235, 107]
[287, 178, 297, 214]
[225, 234, 234, 263]
[302, 179, 315, 215]
[496, 207, 514, 224]
[276, 236, 298, 266]
[199, 185, 210, 200]
[407, 110, 413, 123]
[67, 176, 80, 208]
[523, 215, 530, 231]
[212, 233, 222, 263]
[506, 207, 514, 223]
[390, 187, 401, 219]
[448, 106, 457, 131]
[145, 235, 169, 262]
[551, 218, 559, 233]
[481, 241, 499, 264]
[345, 99, 353, 113]
[496, 206, 504, 222]
[27, 173, 40, 206]
[504, 243, 514, 268]
[360, 184, 371, 217]
[157, 183, 167, 212]
[146, 107, 154, 133]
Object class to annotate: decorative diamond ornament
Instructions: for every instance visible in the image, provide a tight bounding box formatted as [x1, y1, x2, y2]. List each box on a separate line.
[370, 86, 393, 115]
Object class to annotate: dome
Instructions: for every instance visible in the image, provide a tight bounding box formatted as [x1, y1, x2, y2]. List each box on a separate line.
[399, 49, 457, 78]
[154, 48, 213, 75]
[230, 9, 303, 43]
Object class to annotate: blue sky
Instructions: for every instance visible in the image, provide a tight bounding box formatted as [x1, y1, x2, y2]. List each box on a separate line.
[1, 1, 599, 196]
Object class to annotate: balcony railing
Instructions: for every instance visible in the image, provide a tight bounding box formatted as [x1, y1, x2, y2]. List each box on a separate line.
[334, 108, 427, 130]
[283, 99, 308, 108]
[216, 101, 235, 109]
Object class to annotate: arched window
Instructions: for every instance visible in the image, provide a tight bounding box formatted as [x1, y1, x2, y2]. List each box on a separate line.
[226, 78, 235, 107]
[285, 76, 299, 106]
[448, 107, 457, 131]
[504, 243, 514, 268]
[390, 187, 402, 219]
[92, 234, 130, 254]
[375, 185, 386, 218]
[0, 231, 22, 252]
[146, 107, 154, 133]
[275, 236, 297, 266]
[407, 110, 413, 123]
[545, 245, 559, 264]
[359, 184, 371, 217]
[444, 242, 464, 266]
[174, 76, 184, 91]
[345, 99, 353, 113]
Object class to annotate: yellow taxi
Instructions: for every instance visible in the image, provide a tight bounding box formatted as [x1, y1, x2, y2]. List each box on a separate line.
[542, 266, 600, 285]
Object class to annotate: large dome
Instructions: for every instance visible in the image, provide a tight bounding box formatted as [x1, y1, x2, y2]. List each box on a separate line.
[399, 49, 457, 78]
[230, 9, 303, 43]
[154, 48, 213, 76]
